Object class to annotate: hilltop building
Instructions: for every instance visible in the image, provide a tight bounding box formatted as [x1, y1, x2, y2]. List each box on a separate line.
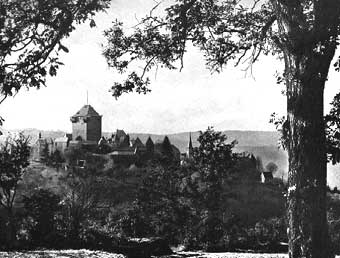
[261, 171, 274, 184]
[32, 133, 54, 161]
[70, 105, 102, 143]
[32, 103, 183, 167]
[55, 134, 71, 154]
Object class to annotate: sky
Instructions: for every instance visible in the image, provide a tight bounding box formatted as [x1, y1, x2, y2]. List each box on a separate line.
[2, 0, 340, 134]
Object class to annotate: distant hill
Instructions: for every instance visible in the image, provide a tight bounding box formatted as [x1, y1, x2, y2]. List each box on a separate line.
[124, 130, 280, 152]
[4, 128, 340, 187]
[0, 128, 66, 143]
[3, 128, 280, 149]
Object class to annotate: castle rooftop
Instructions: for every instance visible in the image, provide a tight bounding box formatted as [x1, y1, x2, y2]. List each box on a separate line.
[71, 105, 101, 118]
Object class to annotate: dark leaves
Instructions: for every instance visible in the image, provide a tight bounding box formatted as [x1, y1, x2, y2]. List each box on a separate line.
[325, 92, 340, 164]
[334, 56, 340, 72]
[49, 65, 57, 76]
[90, 19, 96, 28]
[103, 0, 275, 98]
[193, 127, 237, 178]
[0, 0, 110, 100]
[0, 133, 30, 208]
[110, 72, 151, 99]
[58, 44, 69, 53]
[269, 112, 288, 150]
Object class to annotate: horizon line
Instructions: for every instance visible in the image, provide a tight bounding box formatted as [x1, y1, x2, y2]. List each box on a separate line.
[2, 127, 278, 135]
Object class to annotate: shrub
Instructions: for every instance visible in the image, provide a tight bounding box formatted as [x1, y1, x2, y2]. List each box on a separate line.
[22, 189, 62, 248]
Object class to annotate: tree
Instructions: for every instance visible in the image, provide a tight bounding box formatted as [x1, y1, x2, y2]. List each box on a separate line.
[0, 0, 110, 125]
[325, 92, 340, 165]
[265, 162, 278, 174]
[60, 152, 106, 244]
[0, 133, 30, 245]
[23, 189, 61, 247]
[191, 128, 236, 248]
[40, 143, 50, 165]
[129, 164, 189, 243]
[103, 1, 340, 257]
[50, 149, 65, 170]
[64, 146, 86, 166]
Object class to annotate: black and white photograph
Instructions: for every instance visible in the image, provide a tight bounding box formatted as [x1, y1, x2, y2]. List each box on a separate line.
[0, 1, 340, 257]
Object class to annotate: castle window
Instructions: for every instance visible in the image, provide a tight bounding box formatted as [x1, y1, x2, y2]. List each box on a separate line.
[77, 160, 86, 168]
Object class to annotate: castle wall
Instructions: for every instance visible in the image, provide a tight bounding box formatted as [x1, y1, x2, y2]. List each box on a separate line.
[72, 118, 87, 141]
[72, 116, 101, 142]
[86, 116, 101, 142]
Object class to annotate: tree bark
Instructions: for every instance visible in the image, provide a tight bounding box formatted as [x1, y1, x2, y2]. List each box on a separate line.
[269, 1, 339, 257]
[284, 47, 335, 258]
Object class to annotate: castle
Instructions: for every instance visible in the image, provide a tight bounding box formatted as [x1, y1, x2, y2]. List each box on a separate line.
[32, 104, 191, 166]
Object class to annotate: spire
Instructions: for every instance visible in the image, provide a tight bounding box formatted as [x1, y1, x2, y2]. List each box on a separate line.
[189, 132, 193, 149]
[187, 132, 193, 159]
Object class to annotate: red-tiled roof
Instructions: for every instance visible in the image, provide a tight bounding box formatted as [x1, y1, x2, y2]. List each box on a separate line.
[71, 105, 100, 117]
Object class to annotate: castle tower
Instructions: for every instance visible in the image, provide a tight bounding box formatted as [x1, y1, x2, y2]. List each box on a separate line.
[70, 105, 102, 143]
[187, 132, 193, 159]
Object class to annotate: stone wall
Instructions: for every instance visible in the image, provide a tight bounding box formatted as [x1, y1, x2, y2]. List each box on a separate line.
[86, 116, 101, 142]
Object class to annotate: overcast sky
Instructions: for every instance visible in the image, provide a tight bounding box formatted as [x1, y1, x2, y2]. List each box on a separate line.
[2, 0, 340, 134]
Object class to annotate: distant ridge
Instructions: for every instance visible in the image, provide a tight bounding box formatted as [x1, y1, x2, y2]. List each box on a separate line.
[4, 128, 340, 187]
[3, 128, 280, 151]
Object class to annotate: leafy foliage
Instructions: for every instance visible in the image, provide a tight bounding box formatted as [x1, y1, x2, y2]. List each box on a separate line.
[325, 92, 340, 165]
[0, 0, 110, 99]
[103, 1, 278, 97]
[0, 133, 30, 211]
[50, 149, 65, 169]
[112, 128, 285, 251]
[187, 128, 237, 248]
[22, 189, 61, 247]
[103, 5, 340, 255]
[103, 1, 340, 97]
[59, 152, 107, 244]
[2, 129, 288, 252]
[265, 162, 278, 174]
[0, 133, 30, 246]
[274, 92, 340, 166]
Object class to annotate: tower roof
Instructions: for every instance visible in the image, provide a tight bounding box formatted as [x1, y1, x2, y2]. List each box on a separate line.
[146, 136, 154, 146]
[131, 137, 144, 148]
[71, 105, 100, 118]
[114, 129, 127, 142]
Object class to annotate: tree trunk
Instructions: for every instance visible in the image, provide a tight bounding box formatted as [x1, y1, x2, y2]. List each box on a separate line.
[5, 207, 16, 249]
[284, 49, 334, 258]
[269, 1, 339, 257]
